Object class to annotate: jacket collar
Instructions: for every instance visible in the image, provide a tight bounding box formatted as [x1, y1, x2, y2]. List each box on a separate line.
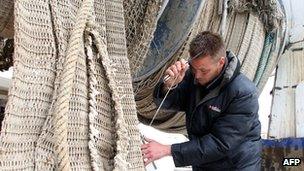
[220, 51, 240, 88]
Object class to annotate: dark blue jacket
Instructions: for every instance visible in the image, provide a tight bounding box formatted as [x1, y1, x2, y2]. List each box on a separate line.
[154, 51, 261, 171]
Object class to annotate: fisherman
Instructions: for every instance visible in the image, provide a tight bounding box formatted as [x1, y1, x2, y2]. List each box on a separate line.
[141, 31, 262, 171]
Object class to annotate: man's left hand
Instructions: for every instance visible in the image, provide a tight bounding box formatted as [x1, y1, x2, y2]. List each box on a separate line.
[141, 138, 171, 166]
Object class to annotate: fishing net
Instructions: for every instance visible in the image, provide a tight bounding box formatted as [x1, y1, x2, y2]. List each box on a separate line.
[123, 0, 164, 75]
[0, 0, 144, 170]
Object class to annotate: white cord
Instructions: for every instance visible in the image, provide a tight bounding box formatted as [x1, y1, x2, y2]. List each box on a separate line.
[149, 75, 179, 126]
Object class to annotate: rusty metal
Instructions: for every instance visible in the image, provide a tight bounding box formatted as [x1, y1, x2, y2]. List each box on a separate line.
[262, 138, 304, 171]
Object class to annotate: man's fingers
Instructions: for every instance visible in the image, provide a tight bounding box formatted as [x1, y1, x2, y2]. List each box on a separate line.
[171, 65, 178, 76]
[141, 144, 149, 149]
[181, 59, 189, 70]
[166, 59, 187, 78]
[143, 152, 152, 159]
[166, 69, 175, 78]
[142, 149, 149, 155]
[180, 61, 185, 70]
[176, 61, 182, 71]
[180, 59, 186, 68]
[164, 59, 189, 85]
[143, 151, 154, 166]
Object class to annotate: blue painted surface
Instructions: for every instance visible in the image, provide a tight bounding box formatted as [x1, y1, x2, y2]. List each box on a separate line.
[134, 0, 205, 81]
[262, 138, 304, 149]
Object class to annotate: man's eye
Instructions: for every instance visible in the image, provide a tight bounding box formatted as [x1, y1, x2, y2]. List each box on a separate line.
[200, 70, 209, 74]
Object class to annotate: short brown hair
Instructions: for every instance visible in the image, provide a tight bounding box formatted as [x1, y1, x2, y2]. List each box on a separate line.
[189, 31, 226, 60]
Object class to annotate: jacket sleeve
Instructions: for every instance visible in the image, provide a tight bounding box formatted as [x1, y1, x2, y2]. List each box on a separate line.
[171, 91, 259, 166]
[153, 71, 191, 112]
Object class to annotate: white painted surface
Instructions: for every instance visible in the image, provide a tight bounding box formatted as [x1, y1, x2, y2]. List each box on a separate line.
[0, 68, 12, 91]
[0, 67, 13, 79]
[295, 83, 304, 137]
[268, 41, 304, 138]
[0, 77, 11, 91]
[258, 75, 274, 139]
[283, 0, 304, 43]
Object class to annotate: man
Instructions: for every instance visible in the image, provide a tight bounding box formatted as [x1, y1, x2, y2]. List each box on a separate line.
[141, 31, 261, 170]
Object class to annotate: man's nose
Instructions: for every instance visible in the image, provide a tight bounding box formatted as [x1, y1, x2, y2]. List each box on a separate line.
[195, 71, 202, 79]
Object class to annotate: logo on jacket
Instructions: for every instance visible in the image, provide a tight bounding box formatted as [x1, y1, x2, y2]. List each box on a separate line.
[208, 105, 221, 113]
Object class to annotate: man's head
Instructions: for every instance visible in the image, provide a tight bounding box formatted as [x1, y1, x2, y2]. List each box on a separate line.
[189, 31, 226, 86]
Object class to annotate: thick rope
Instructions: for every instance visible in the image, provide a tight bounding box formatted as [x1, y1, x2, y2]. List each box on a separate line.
[52, 0, 96, 170]
[85, 27, 104, 170]
[254, 33, 274, 85]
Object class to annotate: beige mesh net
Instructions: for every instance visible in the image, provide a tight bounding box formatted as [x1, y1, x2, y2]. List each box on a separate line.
[123, 0, 164, 76]
[0, 0, 144, 170]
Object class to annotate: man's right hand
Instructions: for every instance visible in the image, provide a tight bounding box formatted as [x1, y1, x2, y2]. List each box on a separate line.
[163, 59, 189, 91]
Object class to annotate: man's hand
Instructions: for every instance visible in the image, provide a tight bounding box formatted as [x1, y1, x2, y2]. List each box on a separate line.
[141, 138, 171, 166]
[163, 59, 189, 91]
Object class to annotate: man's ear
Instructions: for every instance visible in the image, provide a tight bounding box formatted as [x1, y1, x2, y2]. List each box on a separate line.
[219, 56, 225, 66]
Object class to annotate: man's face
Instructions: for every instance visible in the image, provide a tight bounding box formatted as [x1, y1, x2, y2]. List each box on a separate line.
[190, 55, 225, 86]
